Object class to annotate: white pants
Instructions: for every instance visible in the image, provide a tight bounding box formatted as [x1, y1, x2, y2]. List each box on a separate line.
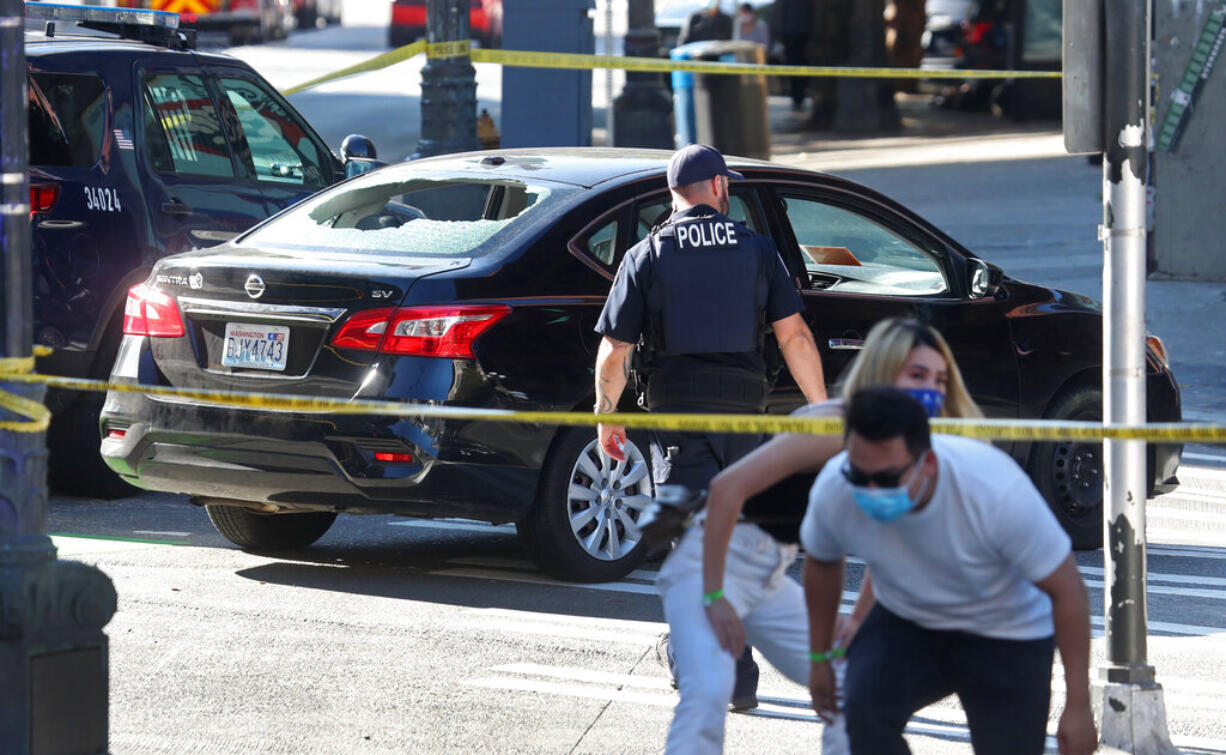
[656, 522, 810, 755]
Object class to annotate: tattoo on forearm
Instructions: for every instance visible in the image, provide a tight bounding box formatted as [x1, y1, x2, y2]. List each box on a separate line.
[622, 352, 632, 380]
[597, 395, 613, 414]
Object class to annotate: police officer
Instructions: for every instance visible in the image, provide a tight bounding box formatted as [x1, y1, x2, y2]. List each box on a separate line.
[593, 144, 827, 753]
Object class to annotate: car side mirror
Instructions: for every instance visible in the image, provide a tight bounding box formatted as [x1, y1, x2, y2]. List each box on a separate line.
[345, 158, 385, 178]
[340, 133, 377, 161]
[340, 134, 384, 178]
[968, 258, 1003, 298]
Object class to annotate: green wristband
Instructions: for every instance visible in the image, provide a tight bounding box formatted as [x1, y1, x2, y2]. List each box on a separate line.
[809, 648, 847, 663]
[701, 588, 724, 607]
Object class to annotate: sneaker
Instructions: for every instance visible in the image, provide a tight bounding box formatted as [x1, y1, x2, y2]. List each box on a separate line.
[655, 632, 678, 689]
[730, 647, 759, 711]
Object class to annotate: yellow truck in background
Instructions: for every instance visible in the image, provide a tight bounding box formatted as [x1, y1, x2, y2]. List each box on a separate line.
[116, 0, 290, 44]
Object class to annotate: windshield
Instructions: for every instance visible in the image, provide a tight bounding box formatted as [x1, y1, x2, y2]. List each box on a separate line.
[241, 174, 575, 258]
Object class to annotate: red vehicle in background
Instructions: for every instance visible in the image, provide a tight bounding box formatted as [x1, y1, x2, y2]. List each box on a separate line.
[117, 0, 291, 44]
[389, 0, 502, 49]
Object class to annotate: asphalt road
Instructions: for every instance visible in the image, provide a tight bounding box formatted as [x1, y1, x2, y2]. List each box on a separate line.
[46, 492, 1226, 754]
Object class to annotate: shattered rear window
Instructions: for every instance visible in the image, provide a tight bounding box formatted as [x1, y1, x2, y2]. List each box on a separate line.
[241, 174, 576, 258]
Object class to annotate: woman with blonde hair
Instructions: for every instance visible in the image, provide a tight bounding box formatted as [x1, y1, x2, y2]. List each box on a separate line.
[659, 317, 981, 750]
[838, 317, 981, 421]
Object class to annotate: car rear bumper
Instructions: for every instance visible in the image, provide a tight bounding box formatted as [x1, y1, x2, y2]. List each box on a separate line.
[100, 391, 545, 523]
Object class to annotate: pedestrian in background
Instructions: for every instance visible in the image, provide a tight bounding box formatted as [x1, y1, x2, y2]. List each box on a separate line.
[802, 386, 1097, 755]
[593, 143, 827, 754]
[696, 317, 982, 752]
[769, 0, 813, 110]
[733, 3, 769, 47]
[679, 0, 733, 45]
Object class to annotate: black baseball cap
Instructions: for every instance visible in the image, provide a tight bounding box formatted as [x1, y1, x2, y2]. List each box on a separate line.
[667, 144, 744, 189]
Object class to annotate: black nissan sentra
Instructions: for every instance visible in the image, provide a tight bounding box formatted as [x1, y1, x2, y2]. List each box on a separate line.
[100, 148, 1182, 581]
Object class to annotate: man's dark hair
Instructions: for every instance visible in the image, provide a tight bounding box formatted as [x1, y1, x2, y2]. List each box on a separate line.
[739, 2, 754, 11]
[845, 386, 932, 457]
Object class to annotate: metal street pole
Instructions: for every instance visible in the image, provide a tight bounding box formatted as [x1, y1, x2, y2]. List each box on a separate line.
[1097, 0, 1176, 749]
[413, 0, 479, 158]
[610, 0, 672, 148]
[1, 3, 116, 752]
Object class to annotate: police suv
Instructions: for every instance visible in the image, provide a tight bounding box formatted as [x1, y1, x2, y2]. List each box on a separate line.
[25, 2, 376, 495]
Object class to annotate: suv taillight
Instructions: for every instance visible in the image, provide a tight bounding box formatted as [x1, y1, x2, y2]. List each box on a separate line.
[331, 305, 510, 359]
[29, 183, 59, 217]
[122, 284, 185, 338]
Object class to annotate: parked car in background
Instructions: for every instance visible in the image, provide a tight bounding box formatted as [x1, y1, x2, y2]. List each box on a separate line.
[388, 0, 502, 49]
[116, 0, 291, 45]
[921, 0, 1062, 119]
[23, 2, 375, 497]
[291, 0, 341, 28]
[100, 149, 1181, 582]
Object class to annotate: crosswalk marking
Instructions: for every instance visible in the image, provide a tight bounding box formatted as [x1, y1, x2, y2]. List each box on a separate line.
[469, 660, 1226, 752]
[1079, 564, 1226, 589]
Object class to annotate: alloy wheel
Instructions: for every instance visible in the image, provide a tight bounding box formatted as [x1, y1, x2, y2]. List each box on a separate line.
[565, 438, 654, 562]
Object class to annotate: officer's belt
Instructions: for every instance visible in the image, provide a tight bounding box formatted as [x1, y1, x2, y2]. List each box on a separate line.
[646, 368, 768, 413]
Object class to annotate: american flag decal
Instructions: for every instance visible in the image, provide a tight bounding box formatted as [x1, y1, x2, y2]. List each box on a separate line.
[114, 129, 134, 151]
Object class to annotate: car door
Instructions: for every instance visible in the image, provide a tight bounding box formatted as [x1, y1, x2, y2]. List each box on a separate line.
[208, 68, 338, 215]
[27, 67, 131, 355]
[136, 65, 269, 254]
[764, 184, 1021, 425]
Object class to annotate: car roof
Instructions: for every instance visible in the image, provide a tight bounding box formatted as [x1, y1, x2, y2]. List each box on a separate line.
[24, 29, 248, 68]
[397, 147, 793, 189]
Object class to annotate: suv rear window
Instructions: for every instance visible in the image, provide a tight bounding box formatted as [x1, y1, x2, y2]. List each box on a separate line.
[28, 73, 106, 168]
[241, 174, 578, 258]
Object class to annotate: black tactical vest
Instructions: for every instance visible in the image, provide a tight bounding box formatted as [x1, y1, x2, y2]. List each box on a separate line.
[643, 213, 768, 358]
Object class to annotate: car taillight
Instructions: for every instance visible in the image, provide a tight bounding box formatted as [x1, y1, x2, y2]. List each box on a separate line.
[330, 307, 395, 351]
[29, 183, 59, 217]
[331, 304, 510, 359]
[122, 284, 185, 338]
[374, 452, 414, 463]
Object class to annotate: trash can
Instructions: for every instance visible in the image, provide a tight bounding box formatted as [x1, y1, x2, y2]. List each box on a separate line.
[669, 40, 770, 160]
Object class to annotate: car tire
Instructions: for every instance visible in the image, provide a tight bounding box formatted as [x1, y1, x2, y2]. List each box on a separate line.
[48, 394, 139, 500]
[206, 505, 337, 550]
[518, 427, 654, 582]
[1026, 387, 1103, 550]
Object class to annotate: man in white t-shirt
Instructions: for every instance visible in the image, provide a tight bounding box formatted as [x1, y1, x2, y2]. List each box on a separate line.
[800, 386, 1097, 755]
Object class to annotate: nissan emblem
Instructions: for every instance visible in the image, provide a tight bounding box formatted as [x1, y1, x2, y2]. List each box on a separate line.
[245, 273, 266, 300]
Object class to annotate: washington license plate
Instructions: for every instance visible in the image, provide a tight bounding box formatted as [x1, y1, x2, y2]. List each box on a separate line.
[221, 322, 289, 371]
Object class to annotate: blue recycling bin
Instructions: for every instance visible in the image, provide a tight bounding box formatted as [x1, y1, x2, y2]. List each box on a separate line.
[669, 40, 770, 158]
[671, 45, 699, 148]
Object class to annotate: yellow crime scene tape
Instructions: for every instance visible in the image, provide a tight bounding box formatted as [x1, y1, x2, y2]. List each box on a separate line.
[280, 39, 1060, 97]
[282, 40, 427, 95]
[0, 346, 53, 434]
[1, 367, 1224, 443]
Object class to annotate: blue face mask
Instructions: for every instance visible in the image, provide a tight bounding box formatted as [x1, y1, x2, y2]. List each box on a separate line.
[851, 485, 918, 523]
[905, 388, 945, 418]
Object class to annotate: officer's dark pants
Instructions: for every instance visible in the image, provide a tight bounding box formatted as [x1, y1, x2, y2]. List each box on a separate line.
[647, 426, 763, 492]
[649, 406, 766, 711]
[844, 604, 1055, 755]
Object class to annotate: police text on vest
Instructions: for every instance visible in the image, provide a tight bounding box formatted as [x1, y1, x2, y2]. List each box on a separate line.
[675, 221, 738, 249]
